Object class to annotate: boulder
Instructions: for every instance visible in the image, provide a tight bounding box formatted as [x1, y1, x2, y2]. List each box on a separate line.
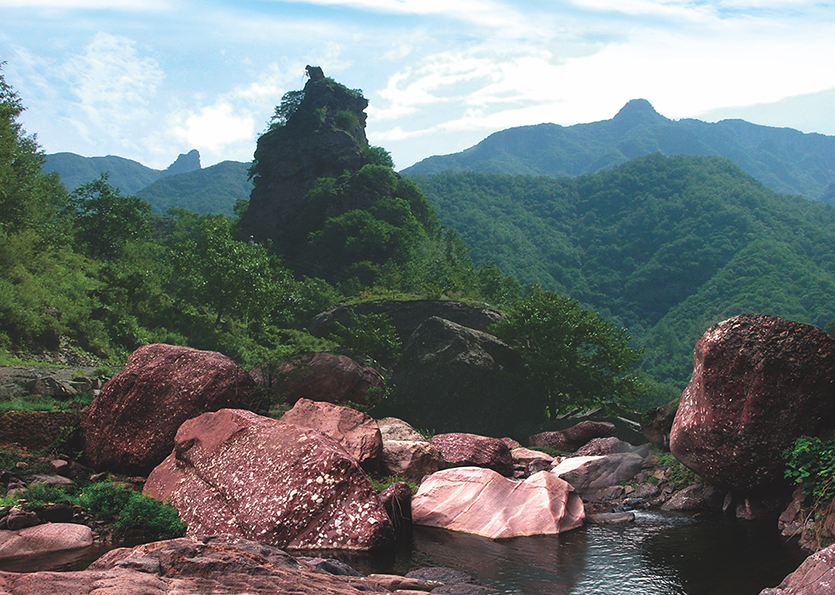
[381, 440, 441, 483]
[0, 523, 93, 560]
[24, 376, 75, 398]
[431, 433, 514, 477]
[378, 417, 429, 442]
[552, 453, 645, 500]
[412, 467, 584, 539]
[573, 437, 636, 456]
[280, 398, 382, 471]
[145, 408, 393, 551]
[82, 343, 256, 472]
[660, 484, 726, 512]
[379, 481, 412, 531]
[387, 316, 534, 437]
[529, 421, 617, 452]
[511, 447, 557, 475]
[0, 535, 390, 595]
[251, 352, 385, 409]
[641, 397, 679, 450]
[670, 314, 835, 491]
[760, 542, 835, 595]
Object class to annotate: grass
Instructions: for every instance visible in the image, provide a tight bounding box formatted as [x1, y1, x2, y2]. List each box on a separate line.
[0, 391, 96, 412]
[369, 475, 420, 495]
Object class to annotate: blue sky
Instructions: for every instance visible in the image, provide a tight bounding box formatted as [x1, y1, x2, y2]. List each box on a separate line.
[2, 0, 835, 171]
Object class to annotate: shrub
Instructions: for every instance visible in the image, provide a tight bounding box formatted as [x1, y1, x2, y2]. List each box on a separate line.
[784, 435, 835, 502]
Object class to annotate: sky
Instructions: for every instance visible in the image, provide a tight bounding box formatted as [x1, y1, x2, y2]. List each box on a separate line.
[2, 1, 835, 172]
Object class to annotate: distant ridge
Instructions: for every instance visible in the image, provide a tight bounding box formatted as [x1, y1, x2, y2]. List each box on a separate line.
[401, 99, 835, 202]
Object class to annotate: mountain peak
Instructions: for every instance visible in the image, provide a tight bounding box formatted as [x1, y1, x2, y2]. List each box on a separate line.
[612, 99, 666, 125]
[165, 149, 201, 175]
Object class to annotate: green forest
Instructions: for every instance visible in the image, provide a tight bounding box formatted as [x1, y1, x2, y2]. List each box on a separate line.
[0, 66, 646, 431]
[411, 159, 835, 396]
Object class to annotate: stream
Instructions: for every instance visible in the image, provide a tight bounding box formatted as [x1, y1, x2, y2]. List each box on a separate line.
[0, 511, 807, 594]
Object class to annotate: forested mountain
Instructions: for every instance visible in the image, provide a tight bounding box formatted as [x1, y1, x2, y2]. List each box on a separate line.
[136, 161, 252, 216]
[411, 154, 835, 393]
[44, 152, 166, 195]
[403, 99, 835, 202]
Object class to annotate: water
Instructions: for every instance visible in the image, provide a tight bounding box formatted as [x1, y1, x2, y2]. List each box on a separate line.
[348, 511, 808, 595]
[0, 512, 807, 594]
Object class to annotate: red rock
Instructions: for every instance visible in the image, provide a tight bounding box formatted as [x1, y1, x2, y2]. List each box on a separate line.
[431, 433, 514, 477]
[82, 344, 256, 472]
[670, 314, 835, 491]
[280, 398, 382, 471]
[0, 524, 93, 560]
[529, 421, 617, 452]
[379, 481, 412, 531]
[412, 467, 584, 538]
[759, 542, 835, 595]
[253, 352, 385, 408]
[512, 447, 557, 476]
[145, 408, 393, 551]
[0, 535, 390, 595]
[573, 437, 634, 456]
[381, 440, 441, 483]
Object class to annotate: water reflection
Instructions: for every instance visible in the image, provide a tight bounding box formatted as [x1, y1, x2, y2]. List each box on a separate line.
[350, 511, 806, 595]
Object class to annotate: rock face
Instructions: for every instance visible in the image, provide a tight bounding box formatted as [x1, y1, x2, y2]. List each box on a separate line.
[431, 433, 514, 477]
[82, 343, 256, 472]
[0, 535, 390, 595]
[670, 314, 835, 491]
[760, 542, 835, 595]
[280, 398, 383, 471]
[240, 68, 370, 258]
[412, 467, 584, 538]
[552, 453, 645, 500]
[0, 524, 93, 560]
[381, 440, 441, 483]
[388, 316, 533, 436]
[145, 408, 393, 551]
[641, 398, 679, 450]
[252, 352, 385, 409]
[310, 300, 505, 345]
[529, 421, 617, 452]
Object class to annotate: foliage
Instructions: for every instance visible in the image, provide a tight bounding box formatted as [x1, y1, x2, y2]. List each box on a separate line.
[65, 174, 152, 259]
[329, 311, 402, 367]
[492, 286, 644, 418]
[0, 392, 94, 412]
[369, 475, 419, 495]
[784, 436, 835, 502]
[654, 452, 703, 490]
[269, 90, 305, 129]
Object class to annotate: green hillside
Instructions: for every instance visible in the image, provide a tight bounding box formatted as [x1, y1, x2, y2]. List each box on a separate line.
[403, 99, 835, 202]
[43, 152, 164, 195]
[411, 154, 835, 392]
[137, 161, 252, 216]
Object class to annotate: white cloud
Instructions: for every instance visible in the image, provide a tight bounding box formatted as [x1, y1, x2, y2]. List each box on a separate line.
[171, 102, 256, 153]
[0, 0, 168, 9]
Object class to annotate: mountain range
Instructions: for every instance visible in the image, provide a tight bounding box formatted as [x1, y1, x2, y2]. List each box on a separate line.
[403, 99, 835, 203]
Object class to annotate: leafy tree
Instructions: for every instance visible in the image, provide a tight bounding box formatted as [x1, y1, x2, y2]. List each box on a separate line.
[268, 90, 305, 129]
[493, 286, 644, 417]
[65, 174, 152, 259]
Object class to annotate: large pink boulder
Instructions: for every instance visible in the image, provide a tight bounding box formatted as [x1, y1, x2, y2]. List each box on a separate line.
[670, 314, 835, 491]
[431, 433, 514, 477]
[412, 467, 584, 538]
[252, 352, 385, 408]
[145, 408, 393, 551]
[280, 398, 382, 471]
[82, 344, 256, 472]
[0, 524, 93, 560]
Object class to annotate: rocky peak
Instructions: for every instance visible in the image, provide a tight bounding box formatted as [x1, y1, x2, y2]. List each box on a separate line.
[239, 67, 371, 251]
[164, 149, 201, 175]
[612, 99, 667, 127]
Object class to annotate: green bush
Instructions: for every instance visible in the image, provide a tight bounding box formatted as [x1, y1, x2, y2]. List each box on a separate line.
[113, 491, 187, 539]
[784, 435, 835, 501]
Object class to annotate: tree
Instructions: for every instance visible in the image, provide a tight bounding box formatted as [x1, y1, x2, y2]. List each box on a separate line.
[65, 175, 152, 259]
[492, 286, 644, 418]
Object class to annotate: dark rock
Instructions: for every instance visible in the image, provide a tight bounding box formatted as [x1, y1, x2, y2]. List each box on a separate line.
[24, 376, 75, 398]
[379, 481, 412, 532]
[300, 557, 362, 577]
[34, 503, 74, 524]
[432, 585, 491, 595]
[734, 484, 793, 520]
[670, 314, 835, 491]
[252, 352, 384, 408]
[388, 316, 533, 436]
[4, 510, 41, 531]
[145, 408, 393, 551]
[431, 433, 514, 477]
[759, 542, 835, 595]
[586, 512, 636, 524]
[280, 397, 382, 472]
[310, 300, 505, 345]
[641, 397, 679, 450]
[0, 411, 84, 451]
[406, 567, 479, 585]
[82, 343, 256, 472]
[661, 484, 726, 512]
[530, 421, 617, 452]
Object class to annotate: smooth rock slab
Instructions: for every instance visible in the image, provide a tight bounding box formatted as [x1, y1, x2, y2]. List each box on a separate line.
[0, 524, 93, 560]
[145, 408, 393, 551]
[552, 453, 644, 500]
[412, 467, 584, 539]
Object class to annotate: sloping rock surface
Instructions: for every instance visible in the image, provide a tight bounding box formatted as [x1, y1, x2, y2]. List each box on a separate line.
[82, 343, 256, 472]
[252, 351, 384, 408]
[412, 467, 584, 538]
[280, 397, 382, 471]
[381, 440, 441, 483]
[529, 421, 617, 452]
[760, 542, 835, 595]
[670, 314, 835, 491]
[145, 408, 393, 551]
[0, 535, 389, 595]
[552, 453, 644, 500]
[431, 433, 514, 477]
[0, 524, 92, 560]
